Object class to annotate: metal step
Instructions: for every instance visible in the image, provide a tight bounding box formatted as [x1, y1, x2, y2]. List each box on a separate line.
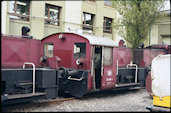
[115, 83, 140, 88]
[15, 80, 33, 86]
[19, 82, 33, 85]
[2, 92, 46, 106]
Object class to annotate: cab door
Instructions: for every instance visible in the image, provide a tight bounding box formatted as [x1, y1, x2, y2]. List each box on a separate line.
[101, 46, 116, 89]
[91, 46, 102, 90]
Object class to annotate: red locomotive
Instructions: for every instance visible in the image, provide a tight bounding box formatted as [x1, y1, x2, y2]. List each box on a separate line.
[1, 32, 170, 105]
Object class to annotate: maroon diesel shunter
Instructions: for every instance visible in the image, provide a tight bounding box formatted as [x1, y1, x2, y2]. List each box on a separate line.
[1, 32, 169, 105]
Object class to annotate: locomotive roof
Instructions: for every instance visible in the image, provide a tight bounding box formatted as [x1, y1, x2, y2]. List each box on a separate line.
[79, 34, 118, 47]
[42, 32, 118, 47]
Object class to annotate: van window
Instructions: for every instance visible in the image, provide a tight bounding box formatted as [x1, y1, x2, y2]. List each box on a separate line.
[44, 43, 53, 57]
[74, 43, 86, 59]
[103, 47, 113, 65]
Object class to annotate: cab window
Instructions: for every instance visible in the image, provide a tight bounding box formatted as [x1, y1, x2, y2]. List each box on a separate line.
[44, 43, 53, 57]
[103, 47, 113, 65]
[74, 43, 86, 59]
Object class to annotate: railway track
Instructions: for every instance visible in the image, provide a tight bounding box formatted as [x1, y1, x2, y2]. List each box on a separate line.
[2, 87, 144, 112]
[2, 97, 76, 112]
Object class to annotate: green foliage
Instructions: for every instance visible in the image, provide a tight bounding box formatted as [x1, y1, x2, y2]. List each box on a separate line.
[112, 0, 165, 48]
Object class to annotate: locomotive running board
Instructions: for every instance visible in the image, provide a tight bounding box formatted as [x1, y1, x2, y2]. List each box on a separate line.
[2, 92, 46, 106]
[88, 83, 141, 94]
[115, 83, 140, 89]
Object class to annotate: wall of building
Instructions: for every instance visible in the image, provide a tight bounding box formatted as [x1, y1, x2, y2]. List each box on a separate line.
[149, 25, 159, 45]
[5, 0, 169, 46]
[64, 1, 82, 33]
[5, 1, 65, 39]
[1, 1, 7, 34]
[29, 1, 45, 39]
[3, 1, 117, 41]
[148, 13, 171, 46]
[82, 1, 116, 40]
[9, 19, 30, 36]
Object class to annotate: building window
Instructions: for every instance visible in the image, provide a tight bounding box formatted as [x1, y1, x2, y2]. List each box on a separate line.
[74, 43, 86, 59]
[45, 4, 61, 26]
[104, 0, 112, 7]
[103, 17, 113, 33]
[44, 43, 54, 57]
[9, 0, 30, 21]
[82, 12, 94, 30]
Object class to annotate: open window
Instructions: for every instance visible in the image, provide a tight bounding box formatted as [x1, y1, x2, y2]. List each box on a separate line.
[82, 12, 94, 30]
[45, 4, 61, 26]
[44, 43, 54, 57]
[103, 17, 113, 33]
[74, 43, 86, 59]
[9, 0, 30, 21]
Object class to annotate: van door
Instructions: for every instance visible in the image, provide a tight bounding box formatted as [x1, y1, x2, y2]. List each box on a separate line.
[101, 46, 115, 89]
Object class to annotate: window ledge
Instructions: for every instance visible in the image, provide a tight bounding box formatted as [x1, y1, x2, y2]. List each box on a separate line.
[104, 5, 114, 9]
[8, 12, 30, 18]
[82, 25, 93, 30]
[9, 18, 30, 24]
[44, 24, 62, 28]
[103, 32, 113, 36]
[103, 29, 112, 34]
[83, 1, 96, 5]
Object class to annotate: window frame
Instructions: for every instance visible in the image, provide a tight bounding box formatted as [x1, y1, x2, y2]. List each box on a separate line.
[44, 4, 61, 26]
[103, 46, 113, 66]
[82, 12, 94, 30]
[9, 0, 30, 21]
[74, 43, 86, 59]
[43, 43, 54, 58]
[103, 17, 113, 33]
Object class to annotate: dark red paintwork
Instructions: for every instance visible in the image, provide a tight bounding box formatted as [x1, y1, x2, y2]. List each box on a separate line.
[143, 49, 166, 67]
[1, 35, 41, 68]
[41, 33, 132, 91]
[145, 72, 153, 98]
[113, 47, 132, 67]
[41, 33, 93, 90]
[1, 33, 169, 94]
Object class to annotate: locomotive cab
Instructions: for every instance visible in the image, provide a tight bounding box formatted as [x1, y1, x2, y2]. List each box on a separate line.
[41, 33, 118, 97]
[40, 32, 151, 98]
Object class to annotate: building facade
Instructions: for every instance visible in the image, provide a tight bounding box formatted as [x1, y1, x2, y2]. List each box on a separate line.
[1, 0, 170, 46]
[1, 0, 117, 41]
[148, 10, 171, 45]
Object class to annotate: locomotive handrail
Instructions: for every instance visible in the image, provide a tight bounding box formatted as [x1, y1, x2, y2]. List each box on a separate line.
[91, 60, 94, 76]
[23, 62, 35, 94]
[116, 60, 119, 75]
[127, 61, 138, 83]
[67, 71, 85, 81]
[67, 76, 84, 81]
[101, 46, 104, 76]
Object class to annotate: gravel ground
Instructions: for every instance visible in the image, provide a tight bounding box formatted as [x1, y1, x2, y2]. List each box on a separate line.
[2, 88, 153, 112]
